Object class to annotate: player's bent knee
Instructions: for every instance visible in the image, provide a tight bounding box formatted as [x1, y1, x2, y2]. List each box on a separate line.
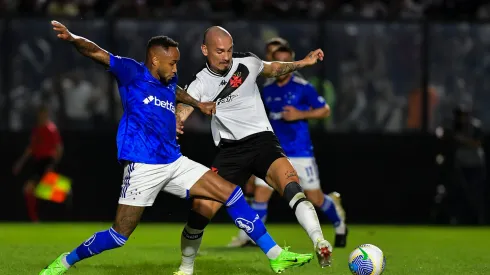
[283, 182, 308, 212]
[191, 171, 235, 203]
[187, 209, 211, 230]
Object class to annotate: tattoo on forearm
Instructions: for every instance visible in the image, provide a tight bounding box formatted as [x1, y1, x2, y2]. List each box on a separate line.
[72, 36, 109, 66]
[176, 86, 199, 108]
[271, 62, 299, 77]
[176, 103, 194, 118]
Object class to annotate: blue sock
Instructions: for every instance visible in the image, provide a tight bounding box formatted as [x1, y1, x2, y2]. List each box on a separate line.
[226, 186, 277, 255]
[320, 194, 342, 227]
[65, 227, 127, 266]
[251, 200, 268, 223]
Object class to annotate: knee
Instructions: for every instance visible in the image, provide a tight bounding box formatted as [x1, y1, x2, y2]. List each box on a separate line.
[283, 182, 309, 211]
[187, 209, 211, 230]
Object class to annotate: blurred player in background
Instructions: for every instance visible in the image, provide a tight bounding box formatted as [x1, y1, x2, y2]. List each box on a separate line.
[176, 26, 333, 275]
[228, 45, 348, 249]
[13, 106, 63, 222]
[41, 21, 312, 275]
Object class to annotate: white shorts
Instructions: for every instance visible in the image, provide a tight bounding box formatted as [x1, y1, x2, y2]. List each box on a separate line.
[118, 156, 209, 207]
[255, 157, 321, 191]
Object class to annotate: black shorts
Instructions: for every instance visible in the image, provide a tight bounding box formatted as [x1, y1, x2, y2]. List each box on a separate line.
[21, 157, 55, 183]
[211, 131, 286, 187]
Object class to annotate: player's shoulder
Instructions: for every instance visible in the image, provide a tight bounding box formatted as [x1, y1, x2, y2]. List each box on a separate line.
[184, 68, 206, 90]
[233, 52, 262, 65]
[291, 75, 310, 86]
[233, 52, 261, 59]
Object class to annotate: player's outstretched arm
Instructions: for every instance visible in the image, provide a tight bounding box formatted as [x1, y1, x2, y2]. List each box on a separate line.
[176, 86, 216, 116]
[176, 103, 195, 123]
[175, 103, 195, 136]
[261, 49, 324, 78]
[51, 20, 110, 67]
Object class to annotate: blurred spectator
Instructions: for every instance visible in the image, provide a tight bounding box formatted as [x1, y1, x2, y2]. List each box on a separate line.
[46, 0, 79, 16]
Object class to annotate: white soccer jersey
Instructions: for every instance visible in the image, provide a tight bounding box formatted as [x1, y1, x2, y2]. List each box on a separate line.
[186, 52, 273, 146]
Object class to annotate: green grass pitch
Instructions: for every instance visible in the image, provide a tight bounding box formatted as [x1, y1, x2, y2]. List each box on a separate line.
[0, 223, 489, 274]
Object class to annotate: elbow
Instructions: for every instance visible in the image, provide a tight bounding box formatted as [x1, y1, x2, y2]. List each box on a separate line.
[322, 105, 331, 118]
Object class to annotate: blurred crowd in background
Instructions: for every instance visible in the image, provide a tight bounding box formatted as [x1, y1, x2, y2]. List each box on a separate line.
[0, 0, 489, 19]
[1, 0, 490, 134]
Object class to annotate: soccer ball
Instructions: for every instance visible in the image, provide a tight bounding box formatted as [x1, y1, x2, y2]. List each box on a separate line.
[348, 244, 386, 275]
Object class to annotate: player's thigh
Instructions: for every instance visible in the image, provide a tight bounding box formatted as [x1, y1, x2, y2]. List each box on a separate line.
[250, 133, 289, 191]
[212, 147, 253, 187]
[118, 162, 169, 207]
[264, 157, 300, 196]
[291, 157, 321, 191]
[168, 156, 235, 203]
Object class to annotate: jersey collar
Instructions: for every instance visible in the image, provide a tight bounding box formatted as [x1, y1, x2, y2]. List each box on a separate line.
[205, 60, 234, 77]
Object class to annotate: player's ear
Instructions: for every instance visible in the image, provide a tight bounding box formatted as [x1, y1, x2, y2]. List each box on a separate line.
[152, 56, 159, 67]
[201, 44, 208, 57]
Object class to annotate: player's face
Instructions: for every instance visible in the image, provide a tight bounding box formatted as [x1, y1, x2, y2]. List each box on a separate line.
[158, 46, 180, 82]
[266, 44, 281, 61]
[203, 36, 233, 73]
[273, 51, 293, 81]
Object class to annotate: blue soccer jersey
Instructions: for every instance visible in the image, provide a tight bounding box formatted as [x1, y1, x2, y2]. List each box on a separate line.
[262, 75, 326, 157]
[109, 54, 181, 164]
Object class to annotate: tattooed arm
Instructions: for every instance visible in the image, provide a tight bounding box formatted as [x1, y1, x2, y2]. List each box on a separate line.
[176, 86, 216, 116]
[175, 103, 195, 137]
[261, 49, 325, 78]
[176, 103, 195, 123]
[52, 20, 110, 66]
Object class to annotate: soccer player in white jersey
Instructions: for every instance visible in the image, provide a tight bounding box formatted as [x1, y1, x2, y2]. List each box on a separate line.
[229, 45, 348, 249]
[175, 26, 334, 274]
[40, 21, 314, 275]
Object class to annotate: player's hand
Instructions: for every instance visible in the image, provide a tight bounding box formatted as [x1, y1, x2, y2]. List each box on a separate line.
[176, 115, 184, 139]
[282, 106, 304, 121]
[198, 102, 216, 116]
[51, 20, 75, 42]
[300, 49, 324, 66]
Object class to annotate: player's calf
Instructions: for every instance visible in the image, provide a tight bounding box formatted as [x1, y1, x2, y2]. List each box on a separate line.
[54, 204, 143, 270]
[189, 172, 282, 258]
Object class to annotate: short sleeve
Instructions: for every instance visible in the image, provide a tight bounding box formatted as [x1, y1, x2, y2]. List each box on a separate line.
[185, 78, 203, 101]
[304, 84, 327, 109]
[109, 54, 141, 85]
[234, 52, 264, 76]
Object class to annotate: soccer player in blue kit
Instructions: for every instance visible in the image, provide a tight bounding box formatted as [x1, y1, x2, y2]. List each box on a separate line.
[40, 21, 313, 275]
[229, 45, 348, 248]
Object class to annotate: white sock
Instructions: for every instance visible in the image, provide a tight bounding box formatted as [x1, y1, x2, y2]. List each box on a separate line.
[266, 245, 283, 259]
[289, 193, 325, 246]
[61, 255, 71, 269]
[335, 221, 346, 234]
[179, 225, 203, 274]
